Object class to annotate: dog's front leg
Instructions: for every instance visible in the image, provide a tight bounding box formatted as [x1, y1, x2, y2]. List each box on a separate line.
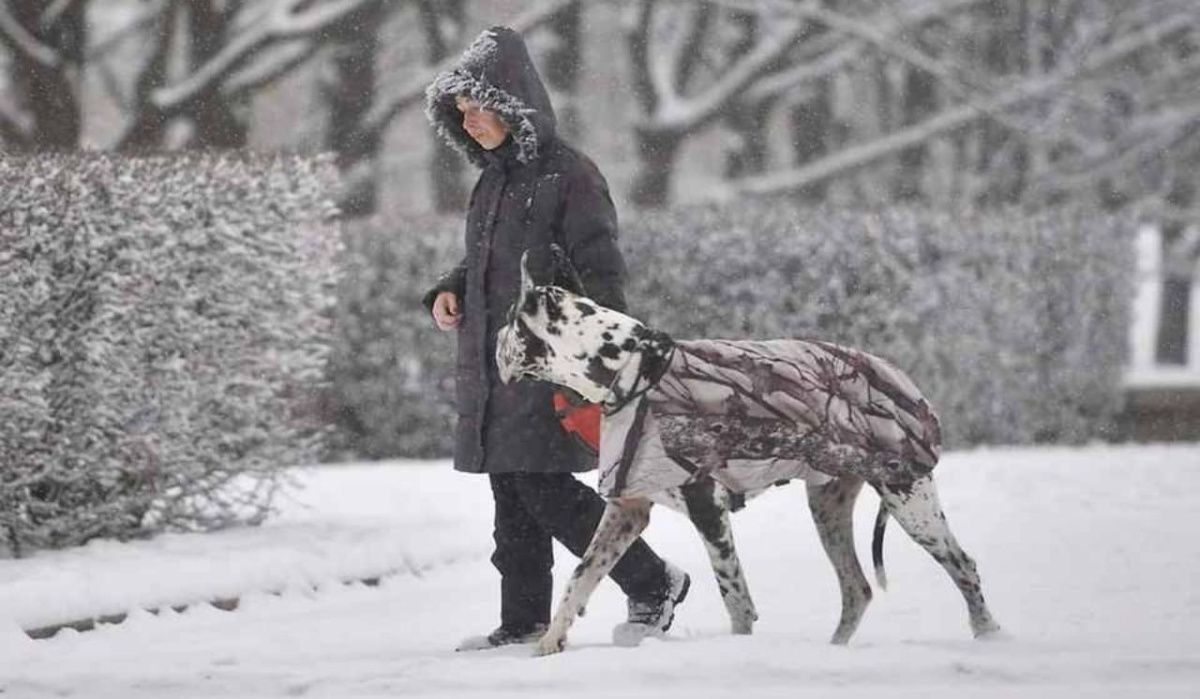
[535, 498, 652, 656]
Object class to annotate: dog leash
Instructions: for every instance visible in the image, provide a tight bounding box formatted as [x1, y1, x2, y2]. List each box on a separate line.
[602, 334, 676, 417]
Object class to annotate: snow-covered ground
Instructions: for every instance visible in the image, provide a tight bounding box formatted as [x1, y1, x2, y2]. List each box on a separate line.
[2, 444, 1199, 698]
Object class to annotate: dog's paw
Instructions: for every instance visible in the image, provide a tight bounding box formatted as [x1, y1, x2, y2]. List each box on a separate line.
[533, 634, 565, 657]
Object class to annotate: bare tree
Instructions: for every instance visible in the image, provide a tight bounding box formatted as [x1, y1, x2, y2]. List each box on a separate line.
[0, 0, 86, 149]
[624, 0, 987, 208]
[117, 0, 381, 150]
[625, 0, 808, 207]
[323, 0, 393, 217]
[188, 0, 250, 148]
[415, 0, 468, 213]
[709, 2, 1198, 202]
[542, 0, 583, 141]
[721, 7, 777, 179]
[0, 0, 385, 151]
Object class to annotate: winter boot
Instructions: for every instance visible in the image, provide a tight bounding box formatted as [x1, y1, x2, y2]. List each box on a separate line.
[612, 561, 690, 647]
[455, 623, 548, 652]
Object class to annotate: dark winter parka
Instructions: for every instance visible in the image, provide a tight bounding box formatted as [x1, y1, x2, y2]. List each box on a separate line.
[422, 26, 628, 474]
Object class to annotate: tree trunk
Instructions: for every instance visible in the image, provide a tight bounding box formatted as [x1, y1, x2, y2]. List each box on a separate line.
[723, 10, 772, 179]
[188, 0, 248, 148]
[11, 0, 85, 148]
[543, 1, 582, 142]
[789, 78, 832, 202]
[625, 0, 711, 209]
[725, 99, 774, 179]
[974, 0, 1030, 206]
[418, 0, 467, 213]
[893, 57, 937, 202]
[119, 1, 179, 150]
[324, 2, 386, 217]
[630, 129, 684, 209]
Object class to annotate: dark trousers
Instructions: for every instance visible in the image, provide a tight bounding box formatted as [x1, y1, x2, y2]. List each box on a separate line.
[489, 472, 667, 631]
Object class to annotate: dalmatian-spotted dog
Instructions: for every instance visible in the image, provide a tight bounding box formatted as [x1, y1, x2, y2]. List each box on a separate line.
[497, 253, 1001, 656]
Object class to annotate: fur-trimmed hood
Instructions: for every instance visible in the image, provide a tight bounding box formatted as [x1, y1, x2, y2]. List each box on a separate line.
[425, 26, 557, 168]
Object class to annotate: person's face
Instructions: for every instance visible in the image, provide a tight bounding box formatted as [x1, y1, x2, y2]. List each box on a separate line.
[456, 97, 509, 150]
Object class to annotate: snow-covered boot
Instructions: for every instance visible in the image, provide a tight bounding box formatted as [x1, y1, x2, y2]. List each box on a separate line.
[455, 623, 548, 652]
[612, 561, 690, 647]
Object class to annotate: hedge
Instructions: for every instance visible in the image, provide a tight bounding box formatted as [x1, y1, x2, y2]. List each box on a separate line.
[0, 151, 339, 554]
[328, 200, 1131, 459]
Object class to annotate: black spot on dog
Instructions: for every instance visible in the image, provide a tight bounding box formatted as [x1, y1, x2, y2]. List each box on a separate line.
[602, 332, 613, 341]
[585, 356, 617, 388]
[621, 338, 637, 351]
[598, 343, 622, 360]
[575, 301, 597, 316]
[516, 321, 549, 364]
[681, 479, 735, 560]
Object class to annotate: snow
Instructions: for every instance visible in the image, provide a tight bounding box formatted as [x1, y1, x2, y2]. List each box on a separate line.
[2, 443, 1200, 698]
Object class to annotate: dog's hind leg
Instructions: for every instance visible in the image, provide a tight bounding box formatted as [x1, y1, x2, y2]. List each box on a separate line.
[677, 478, 758, 634]
[807, 475, 872, 645]
[877, 475, 1001, 638]
[535, 498, 652, 656]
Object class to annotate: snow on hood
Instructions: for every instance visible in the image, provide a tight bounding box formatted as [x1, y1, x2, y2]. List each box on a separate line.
[425, 26, 558, 168]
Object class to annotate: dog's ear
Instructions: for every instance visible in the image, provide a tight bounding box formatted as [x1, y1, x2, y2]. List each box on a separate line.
[549, 243, 587, 296]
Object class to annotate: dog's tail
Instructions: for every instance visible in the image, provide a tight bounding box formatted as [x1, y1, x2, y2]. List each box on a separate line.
[872, 502, 889, 591]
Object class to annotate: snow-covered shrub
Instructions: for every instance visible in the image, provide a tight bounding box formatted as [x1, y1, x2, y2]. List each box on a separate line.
[0, 152, 339, 555]
[622, 202, 1132, 447]
[332, 201, 1130, 458]
[326, 215, 462, 459]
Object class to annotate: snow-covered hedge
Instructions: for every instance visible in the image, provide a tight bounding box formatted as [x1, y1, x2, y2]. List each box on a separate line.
[0, 152, 339, 555]
[327, 214, 463, 459]
[623, 204, 1132, 447]
[331, 201, 1130, 458]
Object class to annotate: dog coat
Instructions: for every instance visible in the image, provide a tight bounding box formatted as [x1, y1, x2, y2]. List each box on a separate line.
[598, 339, 942, 499]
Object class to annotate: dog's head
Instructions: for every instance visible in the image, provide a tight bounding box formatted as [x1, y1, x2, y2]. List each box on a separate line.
[496, 253, 649, 403]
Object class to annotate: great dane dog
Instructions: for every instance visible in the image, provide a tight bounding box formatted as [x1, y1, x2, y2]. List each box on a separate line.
[496, 253, 1000, 656]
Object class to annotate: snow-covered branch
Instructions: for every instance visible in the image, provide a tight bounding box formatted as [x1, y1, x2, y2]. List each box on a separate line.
[1035, 94, 1200, 197]
[223, 38, 315, 98]
[791, 2, 1042, 138]
[350, 0, 576, 147]
[744, 0, 988, 103]
[634, 2, 807, 134]
[0, 101, 29, 145]
[717, 9, 1200, 199]
[87, 1, 168, 60]
[41, 0, 81, 30]
[0, 0, 62, 69]
[631, 0, 988, 138]
[150, 0, 377, 113]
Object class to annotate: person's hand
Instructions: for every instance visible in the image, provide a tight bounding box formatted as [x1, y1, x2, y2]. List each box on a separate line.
[432, 291, 461, 331]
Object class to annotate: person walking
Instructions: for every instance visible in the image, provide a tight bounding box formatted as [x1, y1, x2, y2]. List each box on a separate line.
[422, 26, 689, 651]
